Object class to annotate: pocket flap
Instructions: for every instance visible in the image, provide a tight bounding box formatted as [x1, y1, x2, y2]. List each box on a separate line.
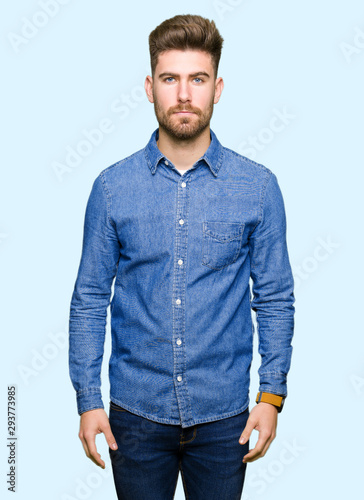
[203, 221, 245, 242]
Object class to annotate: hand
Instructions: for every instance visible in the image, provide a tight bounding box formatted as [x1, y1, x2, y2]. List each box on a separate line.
[239, 402, 278, 463]
[78, 408, 118, 468]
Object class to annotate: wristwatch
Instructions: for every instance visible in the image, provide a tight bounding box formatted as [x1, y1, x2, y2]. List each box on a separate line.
[256, 392, 285, 413]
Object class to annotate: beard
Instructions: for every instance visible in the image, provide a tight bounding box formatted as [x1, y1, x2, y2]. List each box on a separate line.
[152, 92, 215, 141]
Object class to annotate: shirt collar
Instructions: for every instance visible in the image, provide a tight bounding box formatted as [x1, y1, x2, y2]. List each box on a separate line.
[144, 127, 224, 177]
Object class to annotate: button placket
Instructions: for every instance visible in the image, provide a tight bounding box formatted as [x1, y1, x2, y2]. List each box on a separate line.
[171, 175, 193, 426]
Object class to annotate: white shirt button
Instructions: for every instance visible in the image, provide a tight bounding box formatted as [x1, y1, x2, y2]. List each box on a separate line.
[178, 259, 183, 266]
[179, 219, 184, 225]
[181, 182, 186, 188]
[176, 339, 182, 345]
[165, 160, 169, 165]
[176, 299, 181, 305]
[177, 375, 182, 382]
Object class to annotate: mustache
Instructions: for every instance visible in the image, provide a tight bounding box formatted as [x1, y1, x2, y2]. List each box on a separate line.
[169, 106, 201, 115]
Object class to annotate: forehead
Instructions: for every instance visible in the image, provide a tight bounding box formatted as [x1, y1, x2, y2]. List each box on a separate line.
[155, 49, 213, 74]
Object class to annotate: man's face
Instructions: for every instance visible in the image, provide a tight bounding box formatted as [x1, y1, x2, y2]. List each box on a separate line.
[145, 49, 223, 141]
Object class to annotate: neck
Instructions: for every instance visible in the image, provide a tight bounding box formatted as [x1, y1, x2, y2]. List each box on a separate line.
[156, 126, 211, 170]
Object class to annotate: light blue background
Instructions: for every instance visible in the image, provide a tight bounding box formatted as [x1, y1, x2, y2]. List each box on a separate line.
[1, 0, 363, 498]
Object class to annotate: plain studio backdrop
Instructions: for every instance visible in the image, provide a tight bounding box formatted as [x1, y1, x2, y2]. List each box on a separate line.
[1, 1, 363, 499]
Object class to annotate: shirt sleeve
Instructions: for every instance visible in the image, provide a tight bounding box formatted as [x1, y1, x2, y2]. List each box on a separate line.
[248, 171, 295, 397]
[68, 172, 120, 415]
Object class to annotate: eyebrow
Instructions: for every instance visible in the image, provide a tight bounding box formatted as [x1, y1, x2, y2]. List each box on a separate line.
[158, 71, 211, 79]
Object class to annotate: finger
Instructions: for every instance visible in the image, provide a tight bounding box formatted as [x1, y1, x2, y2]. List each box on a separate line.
[102, 423, 118, 451]
[79, 433, 89, 457]
[243, 432, 274, 463]
[79, 435, 99, 467]
[239, 417, 256, 445]
[86, 437, 105, 468]
[83, 433, 106, 469]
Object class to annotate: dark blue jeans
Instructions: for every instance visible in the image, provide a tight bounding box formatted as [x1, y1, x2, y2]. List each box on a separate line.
[108, 401, 250, 499]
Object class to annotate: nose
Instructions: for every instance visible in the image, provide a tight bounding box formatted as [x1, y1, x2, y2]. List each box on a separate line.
[177, 79, 191, 103]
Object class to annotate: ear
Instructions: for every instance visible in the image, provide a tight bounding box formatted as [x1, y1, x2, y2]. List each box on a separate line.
[214, 77, 224, 104]
[145, 75, 154, 103]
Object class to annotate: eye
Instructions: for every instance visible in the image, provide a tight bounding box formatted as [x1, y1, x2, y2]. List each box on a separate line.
[164, 77, 175, 82]
[194, 77, 203, 83]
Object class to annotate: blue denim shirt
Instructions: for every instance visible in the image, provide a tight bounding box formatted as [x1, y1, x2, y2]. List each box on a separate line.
[68, 127, 295, 427]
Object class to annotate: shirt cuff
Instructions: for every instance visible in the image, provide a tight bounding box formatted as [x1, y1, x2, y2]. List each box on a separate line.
[259, 373, 288, 397]
[76, 388, 104, 415]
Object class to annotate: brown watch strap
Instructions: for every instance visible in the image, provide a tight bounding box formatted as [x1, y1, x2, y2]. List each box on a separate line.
[256, 392, 284, 407]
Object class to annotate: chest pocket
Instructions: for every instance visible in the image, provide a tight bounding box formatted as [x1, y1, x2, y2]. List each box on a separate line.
[202, 221, 245, 270]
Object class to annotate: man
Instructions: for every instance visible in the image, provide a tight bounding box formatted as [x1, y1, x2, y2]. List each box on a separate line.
[69, 14, 295, 500]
